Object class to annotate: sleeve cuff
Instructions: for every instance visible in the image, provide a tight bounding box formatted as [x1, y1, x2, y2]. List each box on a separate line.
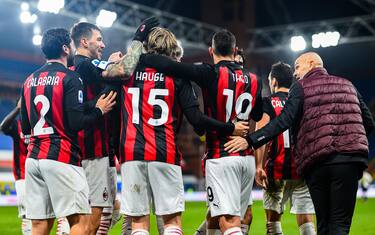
[247, 133, 266, 149]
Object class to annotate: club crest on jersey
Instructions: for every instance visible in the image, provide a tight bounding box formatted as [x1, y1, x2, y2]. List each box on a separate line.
[103, 187, 108, 201]
[78, 90, 83, 104]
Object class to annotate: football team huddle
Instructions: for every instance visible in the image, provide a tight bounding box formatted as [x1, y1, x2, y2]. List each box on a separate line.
[1, 16, 373, 235]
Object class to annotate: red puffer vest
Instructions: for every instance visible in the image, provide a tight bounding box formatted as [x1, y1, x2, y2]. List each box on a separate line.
[295, 67, 368, 174]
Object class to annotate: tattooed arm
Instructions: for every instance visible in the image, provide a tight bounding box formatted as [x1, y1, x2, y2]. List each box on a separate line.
[102, 40, 143, 80]
[102, 17, 159, 80]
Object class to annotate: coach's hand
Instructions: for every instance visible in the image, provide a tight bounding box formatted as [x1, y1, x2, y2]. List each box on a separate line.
[95, 91, 117, 114]
[133, 17, 160, 42]
[256, 167, 268, 189]
[224, 136, 249, 153]
[108, 51, 123, 63]
[232, 121, 249, 137]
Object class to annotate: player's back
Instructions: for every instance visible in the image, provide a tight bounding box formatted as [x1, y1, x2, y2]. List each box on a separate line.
[202, 61, 261, 159]
[119, 61, 182, 165]
[22, 62, 82, 165]
[264, 92, 298, 180]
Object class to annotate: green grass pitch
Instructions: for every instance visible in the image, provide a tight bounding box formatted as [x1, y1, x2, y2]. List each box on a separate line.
[0, 199, 374, 234]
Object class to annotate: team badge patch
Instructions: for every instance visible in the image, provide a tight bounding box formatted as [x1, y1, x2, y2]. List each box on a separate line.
[91, 59, 111, 70]
[103, 187, 108, 201]
[91, 59, 100, 67]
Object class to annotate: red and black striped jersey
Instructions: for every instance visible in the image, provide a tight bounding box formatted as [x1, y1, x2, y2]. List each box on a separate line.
[119, 62, 199, 165]
[73, 55, 109, 160]
[202, 61, 262, 159]
[2, 119, 29, 180]
[262, 92, 298, 180]
[20, 62, 85, 166]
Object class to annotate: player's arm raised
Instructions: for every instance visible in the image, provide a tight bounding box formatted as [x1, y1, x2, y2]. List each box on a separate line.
[102, 17, 159, 80]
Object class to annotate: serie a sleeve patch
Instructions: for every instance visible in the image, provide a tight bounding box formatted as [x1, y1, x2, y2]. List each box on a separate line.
[91, 59, 113, 70]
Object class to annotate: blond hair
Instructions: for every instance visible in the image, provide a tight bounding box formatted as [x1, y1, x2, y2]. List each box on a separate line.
[145, 27, 179, 58]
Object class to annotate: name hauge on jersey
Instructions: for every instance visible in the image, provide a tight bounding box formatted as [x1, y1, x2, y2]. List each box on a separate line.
[135, 71, 165, 82]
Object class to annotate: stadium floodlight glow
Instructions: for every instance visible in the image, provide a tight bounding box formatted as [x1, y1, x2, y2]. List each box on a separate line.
[290, 36, 306, 52]
[33, 25, 41, 35]
[79, 17, 88, 22]
[20, 11, 38, 24]
[96, 10, 117, 28]
[312, 31, 340, 48]
[37, 0, 64, 14]
[21, 2, 29, 11]
[32, 34, 42, 46]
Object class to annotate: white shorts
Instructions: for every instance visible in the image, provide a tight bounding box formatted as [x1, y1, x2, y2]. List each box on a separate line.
[25, 158, 91, 219]
[120, 161, 184, 216]
[82, 157, 114, 207]
[15, 179, 26, 218]
[263, 179, 315, 215]
[205, 156, 255, 218]
[109, 166, 118, 205]
[103, 167, 118, 214]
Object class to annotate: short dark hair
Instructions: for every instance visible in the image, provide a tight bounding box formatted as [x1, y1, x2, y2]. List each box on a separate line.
[236, 48, 246, 66]
[212, 30, 236, 57]
[70, 22, 101, 48]
[270, 62, 294, 88]
[41, 28, 71, 60]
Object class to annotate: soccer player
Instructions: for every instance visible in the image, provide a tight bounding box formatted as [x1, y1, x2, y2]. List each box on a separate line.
[194, 48, 257, 235]
[70, 17, 158, 235]
[255, 62, 316, 235]
[117, 27, 248, 235]
[136, 29, 263, 235]
[234, 48, 255, 235]
[0, 99, 31, 235]
[20, 28, 116, 235]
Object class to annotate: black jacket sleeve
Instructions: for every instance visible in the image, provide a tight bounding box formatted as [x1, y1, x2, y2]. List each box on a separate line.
[64, 75, 103, 132]
[176, 79, 234, 135]
[250, 78, 263, 122]
[356, 89, 375, 136]
[140, 54, 217, 88]
[20, 88, 31, 136]
[247, 81, 304, 149]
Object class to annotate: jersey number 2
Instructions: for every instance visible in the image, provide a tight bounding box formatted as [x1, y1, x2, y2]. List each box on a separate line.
[33, 95, 54, 136]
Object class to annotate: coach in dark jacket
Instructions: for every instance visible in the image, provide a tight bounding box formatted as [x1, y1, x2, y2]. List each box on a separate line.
[225, 52, 375, 235]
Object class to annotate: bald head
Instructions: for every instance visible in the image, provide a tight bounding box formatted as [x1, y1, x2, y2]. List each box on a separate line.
[294, 52, 324, 80]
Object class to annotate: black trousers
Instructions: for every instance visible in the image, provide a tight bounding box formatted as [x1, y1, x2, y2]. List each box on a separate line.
[305, 163, 362, 235]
